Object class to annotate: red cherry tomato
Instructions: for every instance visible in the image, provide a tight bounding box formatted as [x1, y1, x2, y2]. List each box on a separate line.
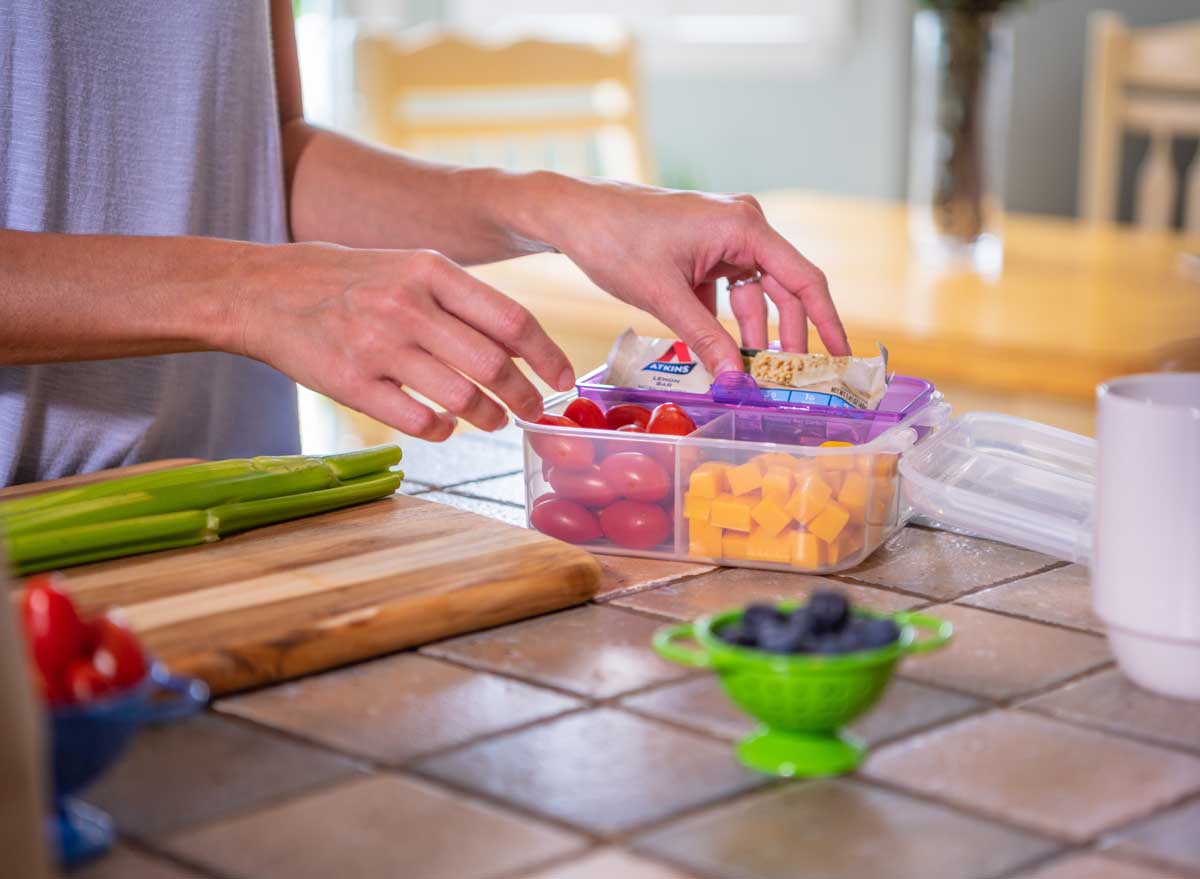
[530, 494, 603, 543]
[529, 415, 595, 472]
[547, 465, 618, 508]
[598, 452, 671, 503]
[563, 398, 607, 430]
[20, 573, 87, 683]
[604, 403, 652, 431]
[32, 667, 71, 706]
[91, 617, 148, 689]
[615, 423, 645, 433]
[66, 659, 116, 703]
[598, 500, 672, 550]
[646, 402, 697, 436]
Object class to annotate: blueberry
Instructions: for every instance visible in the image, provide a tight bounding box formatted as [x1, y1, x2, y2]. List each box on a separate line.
[856, 618, 901, 649]
[718, 622, 757, 648]
[742, 602, 785, 632]
[756, 614, 808, 654]
[806, 590, 851, 635]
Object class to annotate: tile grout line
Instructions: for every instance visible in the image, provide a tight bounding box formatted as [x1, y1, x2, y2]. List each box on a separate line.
[949, 600, 1108, 637]
[120, 835, 236, 879]
[835, 558, 1071, 607]
[1015, 701, 1200, 758]
[1098, 841, 1200, 879]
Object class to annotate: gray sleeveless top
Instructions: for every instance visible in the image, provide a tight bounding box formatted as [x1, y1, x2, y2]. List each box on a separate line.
[0, 0, 300, 485]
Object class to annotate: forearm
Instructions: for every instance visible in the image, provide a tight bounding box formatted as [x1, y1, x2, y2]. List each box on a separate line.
[0, 229, 256, 364]
[283, 121, 583, 265]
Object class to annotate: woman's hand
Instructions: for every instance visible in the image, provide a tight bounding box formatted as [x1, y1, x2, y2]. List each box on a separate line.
[237, 244, 574, 441]
[536, 176, 850, 375]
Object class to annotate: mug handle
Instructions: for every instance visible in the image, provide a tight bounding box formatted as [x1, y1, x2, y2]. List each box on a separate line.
[653, 623, 712, 668]
[895, 612, 954, 655]
[139, 665, 209, 724]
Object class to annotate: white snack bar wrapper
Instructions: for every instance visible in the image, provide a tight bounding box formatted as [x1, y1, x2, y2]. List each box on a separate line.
[604, 329, 715, 394]
[604, 328, 889, 410]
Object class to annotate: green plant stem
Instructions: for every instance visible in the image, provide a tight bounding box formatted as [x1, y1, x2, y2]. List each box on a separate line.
[211, 471, 402, 534]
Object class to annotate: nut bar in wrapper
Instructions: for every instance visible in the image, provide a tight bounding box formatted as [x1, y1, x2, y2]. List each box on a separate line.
[740, 344, 889, 409]
[603, 329, 716, 394]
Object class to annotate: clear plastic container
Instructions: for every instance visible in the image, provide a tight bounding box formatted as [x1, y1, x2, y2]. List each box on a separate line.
[899, 412, 1096, 564]
[518, 391, 951, 573]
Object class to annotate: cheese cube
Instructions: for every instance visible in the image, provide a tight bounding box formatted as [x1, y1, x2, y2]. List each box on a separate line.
[838, 470, 870, 519]
[689, 519, 724, 558]
[683, 491, 712, 521]
[819, 441, 856, 471]
[761, 466, 793, 505]
[809, 501, 851, 543]
[723, 532, 750, 559]
[827, 527, 865, 566]
[824, 469, 846, 494]
[791, 530, 825, 569]
[785, 471, 833, 525]
[688, 462, 729, 499]
[748, 525, 795, 565]
[726, 460, 764, 496]
[710, 492, 755, 531]
[750, 496, 791, 538]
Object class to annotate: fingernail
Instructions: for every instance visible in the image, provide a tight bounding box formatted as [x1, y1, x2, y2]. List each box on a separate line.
[557, 368, 576, 392]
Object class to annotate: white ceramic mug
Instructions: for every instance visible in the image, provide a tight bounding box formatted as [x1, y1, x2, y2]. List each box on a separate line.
[1094, 372, 1200, 700]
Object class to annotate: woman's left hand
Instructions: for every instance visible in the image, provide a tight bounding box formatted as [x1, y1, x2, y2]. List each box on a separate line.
[542, 177, 850, 376]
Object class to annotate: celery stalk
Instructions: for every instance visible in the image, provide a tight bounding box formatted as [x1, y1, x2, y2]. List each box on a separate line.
[320, 446, 403, 481]
[2, 463, 337, 536]
[211, 471, 402, 534]
[7, 511, 212, 571]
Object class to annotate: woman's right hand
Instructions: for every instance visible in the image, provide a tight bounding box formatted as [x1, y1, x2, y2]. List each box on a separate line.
[235, 244, 575, 441]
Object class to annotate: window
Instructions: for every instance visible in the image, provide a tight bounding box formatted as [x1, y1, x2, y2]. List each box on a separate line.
[445, 0, 858, 74]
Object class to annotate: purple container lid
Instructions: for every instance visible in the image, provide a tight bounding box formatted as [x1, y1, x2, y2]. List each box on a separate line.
[576, 365, 935, 430]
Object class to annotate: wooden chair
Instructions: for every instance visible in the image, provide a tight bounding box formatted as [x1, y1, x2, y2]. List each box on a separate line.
[354, 31, 654, 183]
[1079, 12, 1200, 230]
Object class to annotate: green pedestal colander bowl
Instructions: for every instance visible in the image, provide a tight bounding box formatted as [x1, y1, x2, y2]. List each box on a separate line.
[653, 603, 953, 778]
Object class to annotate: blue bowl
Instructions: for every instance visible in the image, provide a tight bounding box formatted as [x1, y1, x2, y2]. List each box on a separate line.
[48, 662, 208, 866]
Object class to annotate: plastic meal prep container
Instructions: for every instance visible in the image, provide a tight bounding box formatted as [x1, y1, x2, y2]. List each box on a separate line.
[518, 385, 952, 574]
[518, 370, 1098, 573]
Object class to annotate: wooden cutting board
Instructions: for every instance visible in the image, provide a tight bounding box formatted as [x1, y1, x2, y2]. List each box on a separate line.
[3, 460, 600, 695]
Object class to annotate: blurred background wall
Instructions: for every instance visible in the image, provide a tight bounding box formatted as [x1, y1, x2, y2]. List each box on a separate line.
[313, 0, 1199, 218]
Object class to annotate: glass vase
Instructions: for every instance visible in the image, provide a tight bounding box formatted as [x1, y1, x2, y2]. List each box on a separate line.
[907, 9, 1014, 274]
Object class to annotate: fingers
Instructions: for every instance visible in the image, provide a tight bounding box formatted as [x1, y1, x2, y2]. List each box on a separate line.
[729, 279, 768, 350]
[393, 352, 508, 432]
[432, 268, 574, 393]
[345, 379, 457, 442]
[656, 283, 743, 376]
[422, 311, 546, 422]
[695, 280, 718, 315]
[762, 273, 809, 353]
[749, 225, 850, 356]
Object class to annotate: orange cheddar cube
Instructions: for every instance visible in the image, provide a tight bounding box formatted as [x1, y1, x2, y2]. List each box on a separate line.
[748, 525, 795, 565]
[837, 470, 870, 518]
[790, 530, 825, 569]
[823, 469, 846, 494]
[723, 531, 750, 559]
[726, 460, 763, 496]
[761, 466, 793, 505]
[683, 491, 712, 521]
[750, 496, 791, 538]
[710, 492, 755, 531]
[809, 501, 851, 543]
[688, 462, 729, 499]
[689, 519, 724, 558]
[785, 470, 833, 525]
[827, 526, 865, 566]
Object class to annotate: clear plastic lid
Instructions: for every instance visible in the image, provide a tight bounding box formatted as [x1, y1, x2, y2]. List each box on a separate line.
[899, 413, 1096, 564]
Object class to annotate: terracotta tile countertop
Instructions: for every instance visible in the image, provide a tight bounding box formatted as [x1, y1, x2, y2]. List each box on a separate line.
[77, 434, 1200, 879]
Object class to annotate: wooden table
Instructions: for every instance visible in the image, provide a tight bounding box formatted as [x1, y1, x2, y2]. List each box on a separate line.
[471, 191, 1200, 436]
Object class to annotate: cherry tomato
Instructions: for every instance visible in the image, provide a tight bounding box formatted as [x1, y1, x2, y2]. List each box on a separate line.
[598, 452, 671, 503]
[547, 465, 618, 508]
[66, 659, 116, 703]
[91, 617, 148, 689]
[563, 398, 607, 430]
[646, 403, 697, 436]
[604, 403, 652, 431]
[529, 415, 594, 472]
[615, 423, 645, 433]
[20, 573, 87, 683]
[598, 500, 672, 550]
[530, 494, 603, 543]
[32, 666, 71, 706]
